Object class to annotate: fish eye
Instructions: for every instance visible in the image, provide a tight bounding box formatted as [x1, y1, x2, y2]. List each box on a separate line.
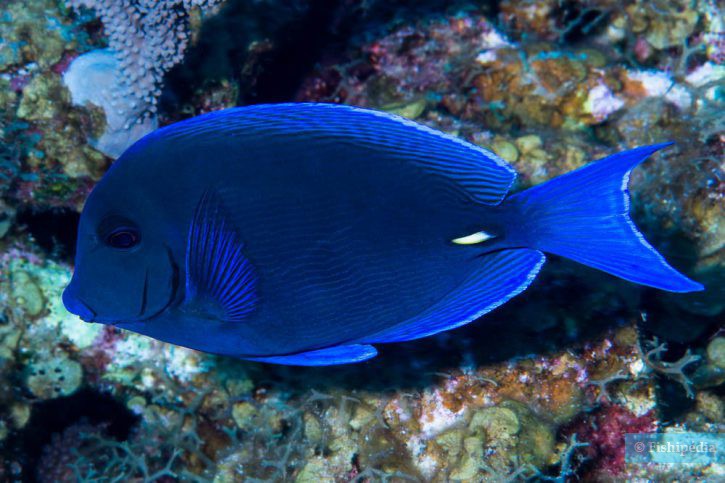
[106, 227, 140, 249]
[103, 226, 141, 250]
[98, 216, 141, 250]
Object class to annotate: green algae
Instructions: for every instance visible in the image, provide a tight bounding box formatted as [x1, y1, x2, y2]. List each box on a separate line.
[381, 98, 428, 119]
[25, 352, 83, 399]
[17, 72, 108, 180]
[16, 73, 72, 121]
[706, 337, 725, 370]
[9, 268, 45, 317]
[0, 0, 76, 71]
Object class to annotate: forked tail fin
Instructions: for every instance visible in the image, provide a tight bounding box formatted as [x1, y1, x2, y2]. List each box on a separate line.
[505, 143, 703, 292]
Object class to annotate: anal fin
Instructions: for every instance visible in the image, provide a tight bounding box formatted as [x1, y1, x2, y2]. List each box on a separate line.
[363, 249, 546, 343]
[245, 344, 378, 366]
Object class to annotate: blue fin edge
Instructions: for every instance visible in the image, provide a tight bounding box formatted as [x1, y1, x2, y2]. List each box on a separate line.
[244, 344, 378, 366]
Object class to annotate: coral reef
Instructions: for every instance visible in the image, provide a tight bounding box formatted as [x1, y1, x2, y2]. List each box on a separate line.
[61, 0, 226, 157]
[62, 49, 158, 159]
[0, 0, 722, 481]
[65, 0, 225, 116]
[0, 0, 104, 210]
[2, 231, 720, 479]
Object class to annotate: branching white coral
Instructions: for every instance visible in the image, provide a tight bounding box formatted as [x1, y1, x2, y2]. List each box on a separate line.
[637, 337, 701, 399]
[589, 369, 630, 404]
[67, 0, 224, 114]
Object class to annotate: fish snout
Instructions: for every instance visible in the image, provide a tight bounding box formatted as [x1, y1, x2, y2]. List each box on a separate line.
[62, 283, 96, 322]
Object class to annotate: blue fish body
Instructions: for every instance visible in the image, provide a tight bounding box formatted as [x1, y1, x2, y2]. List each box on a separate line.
[63, 104, 703, 365]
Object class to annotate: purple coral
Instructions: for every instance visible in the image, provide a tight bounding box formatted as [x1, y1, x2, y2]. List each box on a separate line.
[66, 0, 224, 114]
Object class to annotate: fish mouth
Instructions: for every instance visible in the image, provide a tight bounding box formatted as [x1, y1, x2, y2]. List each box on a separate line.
[63, 288, 97, 322]
[66, 245, 180, 327]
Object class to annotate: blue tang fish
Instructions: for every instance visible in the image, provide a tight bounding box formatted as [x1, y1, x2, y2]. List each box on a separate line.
[63, 103, 703, 365]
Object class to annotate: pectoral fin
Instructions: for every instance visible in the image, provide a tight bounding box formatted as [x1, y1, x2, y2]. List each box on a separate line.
[184, 190, 257, 322]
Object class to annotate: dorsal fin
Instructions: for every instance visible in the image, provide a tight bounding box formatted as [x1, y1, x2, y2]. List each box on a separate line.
[134, 103, 517, 205]
[184, 190, 257, 322]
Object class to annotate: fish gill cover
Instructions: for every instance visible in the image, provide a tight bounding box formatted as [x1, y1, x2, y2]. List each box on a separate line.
[0, 0, 723, 481]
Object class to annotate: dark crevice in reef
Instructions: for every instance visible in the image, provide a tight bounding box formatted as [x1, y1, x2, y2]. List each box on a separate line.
[162, 0, 493, 112]
[16, 207, 80, 261]
[552, 0, 611, 44]
[242, 0, 346, 104]
[636, 297, 723, 422]
[162, 0, 307, 108]
[4, 388, 139, 483]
